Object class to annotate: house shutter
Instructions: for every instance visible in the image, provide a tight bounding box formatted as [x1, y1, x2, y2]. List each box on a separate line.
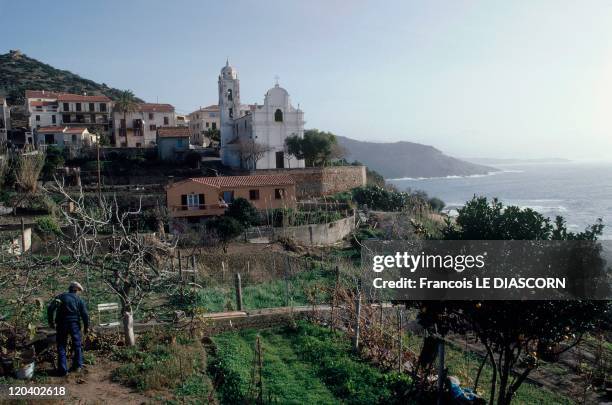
[198, 194, 205, 208]
[181, 195, 187, 210]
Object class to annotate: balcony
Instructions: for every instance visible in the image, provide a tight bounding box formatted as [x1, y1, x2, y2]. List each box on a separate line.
[170, 203, 227, 217]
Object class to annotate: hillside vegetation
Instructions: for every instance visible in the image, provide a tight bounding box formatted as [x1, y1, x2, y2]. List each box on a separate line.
[0, 49, 141, 105]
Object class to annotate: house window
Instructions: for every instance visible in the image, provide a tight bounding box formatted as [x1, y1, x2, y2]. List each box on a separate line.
[149, 124, 156, 131]
[63, 103, 69, 111]
[222, 191, 234, 204]
[275, 188, 285, 200]
[164, 116, 169, 125]
[149, 113, 154, 120]
[72, 134, 77, 143]
[76, 103, 81, 112]
[136, 143, 142, 147]
[206, 122, 210, 128]
[63, 114, 71, 123]
[249, 189, 260, 200]
[45, 134, 54, 144]
[212, 122, 217, 130]
[274, 109, 283, 122]
[99, 103, 107, 112]
[35, 115, 40, 121]
[182, 194, 204, 210]
[176, 139, 183, 147]
[51, 115, 56, 124]
[89, 103, 95, 111]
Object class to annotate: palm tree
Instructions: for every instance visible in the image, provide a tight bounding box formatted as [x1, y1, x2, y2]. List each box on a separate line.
[114, 90, 138, 144]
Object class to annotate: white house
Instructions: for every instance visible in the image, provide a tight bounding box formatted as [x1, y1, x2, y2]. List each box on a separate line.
[25, 90, 112, 134]
[218, 61, 305, 170]
[112, 103, 176, 147]
[36, 126, 98, 148]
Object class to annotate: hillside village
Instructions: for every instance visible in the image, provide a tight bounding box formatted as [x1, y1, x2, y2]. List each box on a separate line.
[0, 50, 610, 405]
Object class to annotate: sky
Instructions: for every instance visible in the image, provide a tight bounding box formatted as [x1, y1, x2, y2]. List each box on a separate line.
[2, 0, 612, 160]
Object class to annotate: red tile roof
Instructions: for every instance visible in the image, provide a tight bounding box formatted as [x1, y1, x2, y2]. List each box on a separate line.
[157, 126, 190, 138]
[57, 94, 110, 102]
[135, 103, 175, 113]
[189, 175, 295, 188]
[25, 90, 61, 99]
[30, 101, 58, 107]
[37, 126, 66, 133]
[64, 127, 89, 134]
[26, 90, 110, 102]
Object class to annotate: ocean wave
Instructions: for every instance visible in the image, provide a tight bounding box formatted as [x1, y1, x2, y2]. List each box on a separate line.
[388, 169, 522, 181]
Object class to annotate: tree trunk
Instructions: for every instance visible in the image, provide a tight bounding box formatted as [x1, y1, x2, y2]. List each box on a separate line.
[123, 311, 136, 346]
[486, 346, 497, 405]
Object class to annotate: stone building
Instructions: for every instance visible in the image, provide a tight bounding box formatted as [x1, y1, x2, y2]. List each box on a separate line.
[188, 105, 219, 146]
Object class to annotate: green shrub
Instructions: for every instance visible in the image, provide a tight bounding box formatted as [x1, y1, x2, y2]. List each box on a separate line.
[35, 215, 61, 236]
[428, 197, 445, 212]
[225, 198, 260, 227]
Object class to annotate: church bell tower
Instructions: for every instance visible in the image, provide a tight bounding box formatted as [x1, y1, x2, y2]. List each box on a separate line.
[219, 60, 241, 167]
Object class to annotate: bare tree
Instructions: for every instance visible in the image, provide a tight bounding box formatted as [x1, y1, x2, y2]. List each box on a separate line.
[329, 142, 347, 162]
[51, 183, 177, 346]
[236, 139, 272, 170]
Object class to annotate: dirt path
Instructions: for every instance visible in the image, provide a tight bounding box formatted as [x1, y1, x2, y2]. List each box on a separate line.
[41, 359, 149, 405]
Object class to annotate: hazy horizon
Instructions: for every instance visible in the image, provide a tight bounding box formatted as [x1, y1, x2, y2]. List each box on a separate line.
[2, 0, 612, 160]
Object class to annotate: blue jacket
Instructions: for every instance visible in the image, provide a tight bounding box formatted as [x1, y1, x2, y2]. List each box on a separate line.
[47, 292, 89, 330]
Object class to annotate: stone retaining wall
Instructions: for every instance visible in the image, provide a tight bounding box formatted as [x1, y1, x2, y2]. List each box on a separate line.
[254, 166, 366, 198]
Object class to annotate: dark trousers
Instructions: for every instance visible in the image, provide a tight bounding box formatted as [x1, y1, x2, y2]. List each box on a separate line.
[56, 321, 83, 374]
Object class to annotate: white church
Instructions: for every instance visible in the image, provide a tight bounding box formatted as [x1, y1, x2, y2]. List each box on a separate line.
[218, 60, 306, 170]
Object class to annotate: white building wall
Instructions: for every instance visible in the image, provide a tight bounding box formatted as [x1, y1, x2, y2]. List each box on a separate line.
[113, 110, 176, 147]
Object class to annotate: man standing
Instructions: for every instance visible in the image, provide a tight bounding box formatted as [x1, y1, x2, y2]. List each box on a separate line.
[47, 281, 89, 376]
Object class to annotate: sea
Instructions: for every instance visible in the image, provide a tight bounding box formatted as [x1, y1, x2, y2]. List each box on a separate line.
[388, 161, 612, 240]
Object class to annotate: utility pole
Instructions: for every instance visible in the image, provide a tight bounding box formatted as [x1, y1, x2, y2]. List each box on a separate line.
[96, 139, 101, 199]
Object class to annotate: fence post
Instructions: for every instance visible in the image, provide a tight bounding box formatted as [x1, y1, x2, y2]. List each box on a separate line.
[178, 250, 183, 281]
[330, 266, 340, 332]
[437, 339, 446, 405]
[397, 308, 403, 372]
[235, 273, 243, 311]
[284, 256, 290, 307]
[352, 281, 362, 352]
[190, 255, 197, 283]
[20, 217, 26, 256]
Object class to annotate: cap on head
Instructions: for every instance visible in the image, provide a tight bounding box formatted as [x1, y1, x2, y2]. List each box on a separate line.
[69, 281, 84, 292]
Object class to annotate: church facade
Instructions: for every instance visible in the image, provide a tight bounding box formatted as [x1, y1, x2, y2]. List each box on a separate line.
[218, 61, 305, 170]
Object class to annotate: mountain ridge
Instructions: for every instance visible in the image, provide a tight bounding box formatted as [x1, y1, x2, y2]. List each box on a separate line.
[337, 135, 497, 179]
[0, 49, 142, 105]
